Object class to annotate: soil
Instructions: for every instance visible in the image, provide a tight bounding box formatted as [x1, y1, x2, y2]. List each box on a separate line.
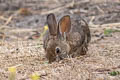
[0, 0, 120, 80]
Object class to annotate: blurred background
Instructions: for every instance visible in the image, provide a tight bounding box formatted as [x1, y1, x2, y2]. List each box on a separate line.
[0, 0, 120, 40]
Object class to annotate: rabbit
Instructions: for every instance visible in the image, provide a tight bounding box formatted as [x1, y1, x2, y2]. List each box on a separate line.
[43, 13, 91, 63]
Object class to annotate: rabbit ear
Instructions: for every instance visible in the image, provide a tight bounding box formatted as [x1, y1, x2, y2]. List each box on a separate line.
[47, 13, 57, 36]
[58, 15, 71, 35]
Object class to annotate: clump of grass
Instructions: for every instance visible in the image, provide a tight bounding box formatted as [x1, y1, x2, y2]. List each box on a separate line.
[108, 71, 120, 76]
[104, 29, 120, 36]
[104, 29, 113, 35]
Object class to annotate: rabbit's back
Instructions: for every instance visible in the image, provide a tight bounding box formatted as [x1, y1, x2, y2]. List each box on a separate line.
[66, 17, 91, 56]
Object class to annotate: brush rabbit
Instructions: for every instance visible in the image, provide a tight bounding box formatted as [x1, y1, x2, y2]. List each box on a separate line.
[43, 13, 91, 63]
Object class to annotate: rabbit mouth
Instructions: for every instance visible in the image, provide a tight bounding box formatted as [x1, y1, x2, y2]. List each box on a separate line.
[56, 52, 68, 61]
[56, 55, 63, 62]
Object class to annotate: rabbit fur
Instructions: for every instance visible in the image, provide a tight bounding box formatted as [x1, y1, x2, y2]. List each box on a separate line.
[43, 13, 91, 63]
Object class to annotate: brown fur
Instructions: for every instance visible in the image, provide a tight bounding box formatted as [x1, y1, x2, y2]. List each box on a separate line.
[43, 13, 91, 63]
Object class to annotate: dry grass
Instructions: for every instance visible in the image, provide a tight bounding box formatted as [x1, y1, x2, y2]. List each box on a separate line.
[0, 28, 120, 80]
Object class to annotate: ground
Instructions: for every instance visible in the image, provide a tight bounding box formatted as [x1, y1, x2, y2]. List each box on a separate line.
[0, 0, 120, 80]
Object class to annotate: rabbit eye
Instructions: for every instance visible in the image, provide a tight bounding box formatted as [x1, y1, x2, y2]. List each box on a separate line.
[55, 47, 61, 54]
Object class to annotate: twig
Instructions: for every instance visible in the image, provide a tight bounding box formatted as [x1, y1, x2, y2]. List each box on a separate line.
[96, 6, 104, 14]
[9, 29, 37, 33]
[0, 25, 11, 31]
[89, 16, 95, 25]
[0, 16, 8, 21]
[75, 0, 90, 5]
[4, 16, 13, 25]
[89, 22, 120, 29]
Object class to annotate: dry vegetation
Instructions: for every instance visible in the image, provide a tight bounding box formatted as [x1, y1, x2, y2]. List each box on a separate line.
[0, 0, 120, 80]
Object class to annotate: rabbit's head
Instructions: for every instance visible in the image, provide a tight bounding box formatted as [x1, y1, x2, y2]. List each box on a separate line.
[45, 13, 71, 62]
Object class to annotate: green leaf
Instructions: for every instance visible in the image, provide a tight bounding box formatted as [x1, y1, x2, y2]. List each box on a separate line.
[108, 71, 120, 76]
[104, 29, 113, 35]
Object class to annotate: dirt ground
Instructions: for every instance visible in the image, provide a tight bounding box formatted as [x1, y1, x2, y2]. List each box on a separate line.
[0, 0, 120, 80]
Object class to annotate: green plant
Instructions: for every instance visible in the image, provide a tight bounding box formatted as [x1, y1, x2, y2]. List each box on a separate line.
[108, 71, 120, 76]
[104, 29, 120, 35]
[104, 29, 113, 35]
